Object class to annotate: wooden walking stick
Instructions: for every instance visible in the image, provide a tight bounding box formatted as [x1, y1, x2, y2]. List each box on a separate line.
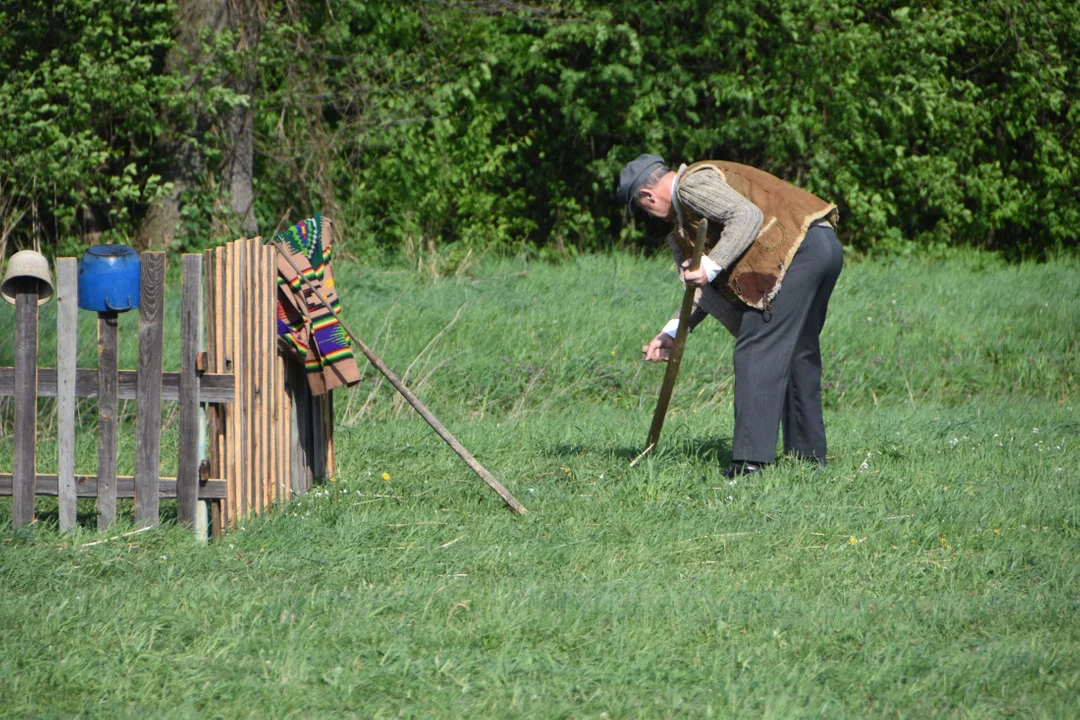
[270, 239, 527, 515]
[631, 218, 708, 466]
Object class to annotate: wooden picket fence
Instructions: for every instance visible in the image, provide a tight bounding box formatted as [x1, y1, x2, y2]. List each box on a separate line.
[202, 239, 334, 534]
[1, 240, 333, 539]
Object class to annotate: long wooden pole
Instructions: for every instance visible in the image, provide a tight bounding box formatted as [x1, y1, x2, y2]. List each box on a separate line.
[269, 239, 527, 515]
[638, 218, 709, 461]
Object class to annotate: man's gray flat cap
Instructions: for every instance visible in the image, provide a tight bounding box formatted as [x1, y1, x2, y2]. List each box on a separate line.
[617, 154, 666, 212]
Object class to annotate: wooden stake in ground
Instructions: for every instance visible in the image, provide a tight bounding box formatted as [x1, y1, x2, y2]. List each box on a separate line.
[270, 239, 527, 515]
[12, 279, 39, 527]
[637, 218, 709, 462]
[96, 309, 119, 529]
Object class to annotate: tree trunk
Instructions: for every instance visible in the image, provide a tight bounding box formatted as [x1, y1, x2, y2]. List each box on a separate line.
[136, 0, 261, 250]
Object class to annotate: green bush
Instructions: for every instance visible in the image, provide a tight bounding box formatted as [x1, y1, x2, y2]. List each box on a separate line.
[2, 0, 1077, 261]
[0, 0, 175, 254]
[263, 0, 1078, 261]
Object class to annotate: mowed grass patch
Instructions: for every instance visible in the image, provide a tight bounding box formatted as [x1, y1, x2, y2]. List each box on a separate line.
[0, 250, 1077, 717]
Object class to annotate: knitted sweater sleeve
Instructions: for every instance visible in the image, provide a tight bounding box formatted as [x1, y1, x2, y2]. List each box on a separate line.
[677, 169, 763, 270]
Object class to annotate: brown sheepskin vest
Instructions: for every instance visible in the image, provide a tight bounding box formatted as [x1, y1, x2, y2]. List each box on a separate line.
[682, 161, 838, 310]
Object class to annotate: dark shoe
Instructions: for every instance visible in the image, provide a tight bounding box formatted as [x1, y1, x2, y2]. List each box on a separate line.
[723, 461, 768, 479]
[787, 452, 827, 472]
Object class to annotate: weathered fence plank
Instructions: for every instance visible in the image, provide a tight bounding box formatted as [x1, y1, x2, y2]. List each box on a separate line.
[281, 354, 292, 502]
[262, 245, 273, 510]
[236, 242, 246, 520]
[12, 280, 39, 527]
[253, 241, 265, 515]
[326, 393, 336, 478]
[268, 246, 281, 506]
[0, 368, 233, 402]
[241, 240, 252, 517]
[263, 245, 274, 511]
[217, 246, 228, 533]
[206, 247, 224, 539]
[312, 391, 327, 482]
[177, 254, 202, 527]
[135, 252, 166, 527]
[96, 311, 119, 529]
[0, 474, 226, 499]
[56, 259, 78, 530]
[222, 241, 235, 524]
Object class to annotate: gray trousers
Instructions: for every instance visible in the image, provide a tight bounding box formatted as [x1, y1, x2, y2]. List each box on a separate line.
[730, 225, 844, 463]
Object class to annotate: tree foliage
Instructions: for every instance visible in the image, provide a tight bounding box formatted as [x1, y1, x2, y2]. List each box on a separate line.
[0, 0, 175, 254]
[1, 0, 1077, 261]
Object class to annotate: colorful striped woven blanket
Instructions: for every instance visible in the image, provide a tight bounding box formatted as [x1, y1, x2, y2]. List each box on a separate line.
[273, 214, 361, 395]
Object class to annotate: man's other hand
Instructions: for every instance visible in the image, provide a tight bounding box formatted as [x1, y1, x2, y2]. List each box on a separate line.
[643, 333, 674, 362]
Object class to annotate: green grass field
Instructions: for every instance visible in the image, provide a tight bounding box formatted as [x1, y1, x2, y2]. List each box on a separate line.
[1, 250, 1078, 718]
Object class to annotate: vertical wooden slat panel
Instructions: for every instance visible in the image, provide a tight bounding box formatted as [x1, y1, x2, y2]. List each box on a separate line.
[288, 360, 305, 496]
[255, 239, 263, 514]
[264, 245, 274, 509]
[234, 239, 243, 519]
[211, 486, 224, 538]
[55, 259, 78, 531]
[253, 240, 262, 514]
[234, 240, 245, 522]
[176, 254, 202, 528]
[219, 245, 230, 525]
[302, 383, 314, 487]
[326, 392, 336, 479]
[226, 242, 238, 526]
[247, 240, 257, 516]
[240, 240, 252, 518]
[311, 390, 325, 482]
[12, 280, 39, 528]
[268, 246, 279, 506]
[237, 239, 244, 517]
[269, 359, 278, 506]
[253, 241, 264, 514]
[96, 310, 119, 529]
[266, 247, 275, 507]
[134, 252, 166, 528]
[203, 250, 216, 498]
[196, 251, 209, 544]
[253, 239, 263, 514]
[214, 245, 227, 532]
[266, 245, 275, 509]
[205, 248, 224, 540]
[261, 245, 271, 508]
[301, 362, 313, 494]
[291, 360, 304, 496]
[268, 242, 282, 504]
[281, 354, 291, 502]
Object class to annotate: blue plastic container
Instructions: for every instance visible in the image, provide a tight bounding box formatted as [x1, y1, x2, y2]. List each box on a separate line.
[77, 245, 141, 313]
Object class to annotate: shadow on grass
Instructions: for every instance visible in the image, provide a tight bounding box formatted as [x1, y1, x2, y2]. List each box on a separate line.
[546, 435, 733, 465]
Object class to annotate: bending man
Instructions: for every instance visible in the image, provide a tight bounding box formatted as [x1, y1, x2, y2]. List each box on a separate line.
[618, 155, 844, 477]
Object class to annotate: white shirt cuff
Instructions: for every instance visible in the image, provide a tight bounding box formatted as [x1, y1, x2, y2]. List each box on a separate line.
[700, 255, 722, 283]
[661, 318, 680, 338]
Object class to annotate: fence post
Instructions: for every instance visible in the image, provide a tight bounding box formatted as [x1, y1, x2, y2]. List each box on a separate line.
[177, 254, 202, 529]
[135, 252, 166, 528]
[56, 259, 78, 531]
[12, 279, 39, 527]
[95, 310, 119, 529]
